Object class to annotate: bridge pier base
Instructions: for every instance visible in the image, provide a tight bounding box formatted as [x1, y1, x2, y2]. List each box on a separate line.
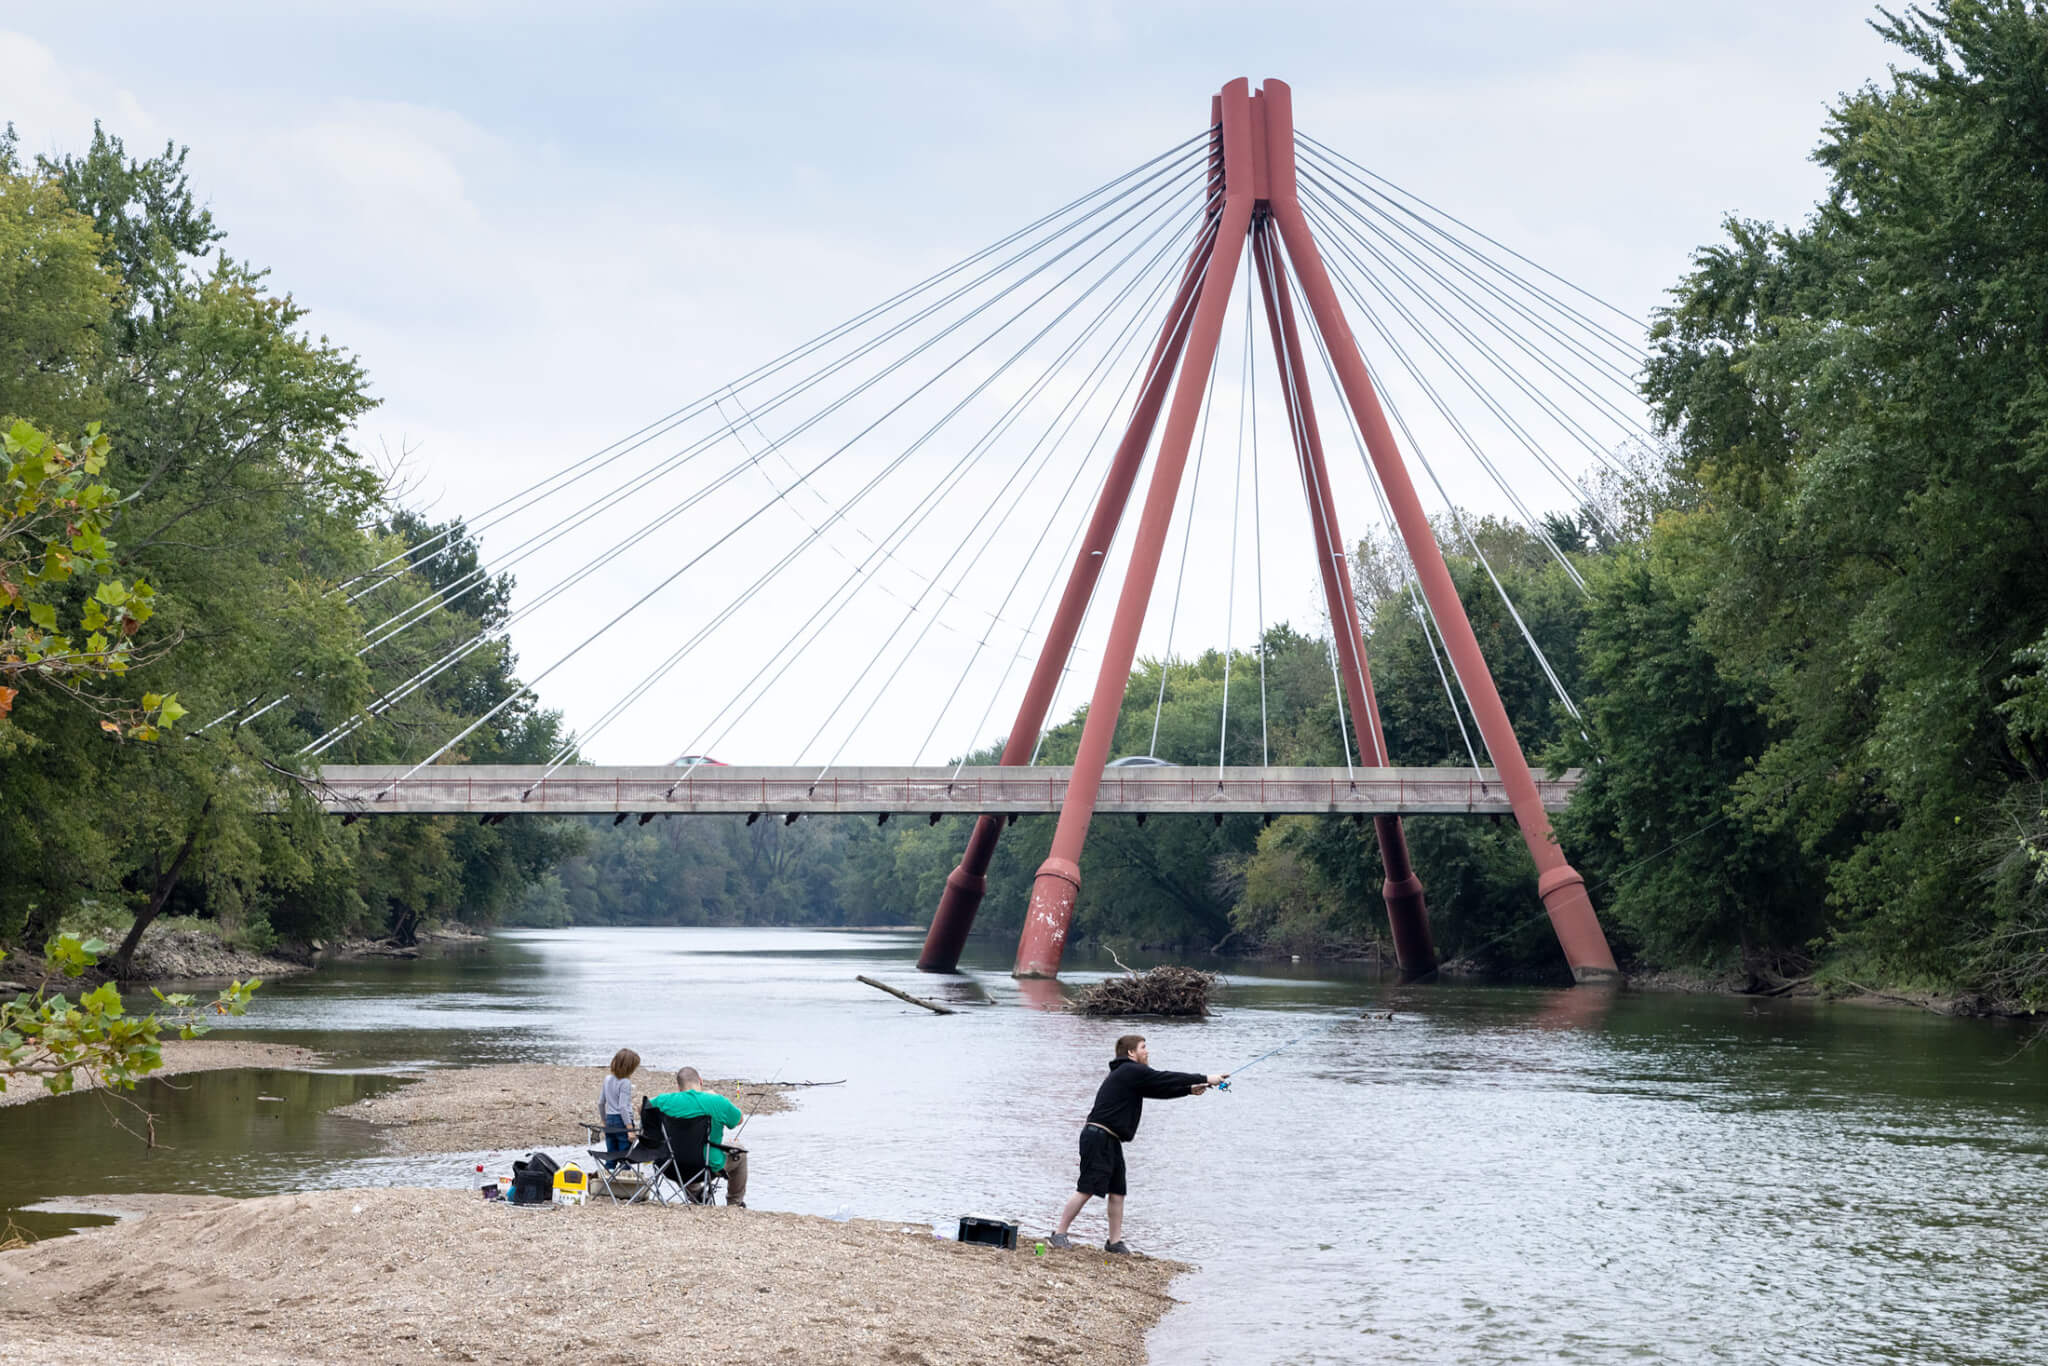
[1016, 858, 1081, 978]
[920, 819, 997, 972]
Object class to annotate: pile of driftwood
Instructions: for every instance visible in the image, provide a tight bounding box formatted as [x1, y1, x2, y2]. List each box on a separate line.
[1072, 962, 1218, 1017]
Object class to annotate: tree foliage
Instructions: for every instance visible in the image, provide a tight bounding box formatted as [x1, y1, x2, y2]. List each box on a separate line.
[0, 126, 575, 971]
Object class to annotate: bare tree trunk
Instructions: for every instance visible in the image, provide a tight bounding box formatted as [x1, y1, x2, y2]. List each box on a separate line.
[113, 799, 211, 979]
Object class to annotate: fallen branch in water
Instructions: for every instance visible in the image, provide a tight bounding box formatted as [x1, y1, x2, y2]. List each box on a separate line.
[856, 975, 956, 1015]
[1837, 980, 1946, 1014]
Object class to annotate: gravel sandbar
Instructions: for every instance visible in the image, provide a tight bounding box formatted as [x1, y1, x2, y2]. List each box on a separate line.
[0, 1186, 1185, 1364]
[334, 1063, 792, 1154]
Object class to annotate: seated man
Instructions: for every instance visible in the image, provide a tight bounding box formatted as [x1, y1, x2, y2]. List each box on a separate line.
[649, 1066, 748, 1208]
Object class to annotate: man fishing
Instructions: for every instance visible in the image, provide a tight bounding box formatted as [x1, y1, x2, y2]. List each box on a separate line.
[1048, 1034, 1227, 1254]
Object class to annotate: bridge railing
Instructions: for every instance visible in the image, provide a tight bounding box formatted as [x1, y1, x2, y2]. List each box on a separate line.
[307, 765, 1574, 816]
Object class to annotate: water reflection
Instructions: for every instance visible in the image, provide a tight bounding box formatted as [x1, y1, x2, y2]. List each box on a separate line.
[2, 927, 2041, 1365]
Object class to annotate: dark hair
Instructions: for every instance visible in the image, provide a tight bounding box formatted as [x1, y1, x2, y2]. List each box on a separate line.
[609, 1048, 641, 1079]
[1114, 1034, 1146, 1059]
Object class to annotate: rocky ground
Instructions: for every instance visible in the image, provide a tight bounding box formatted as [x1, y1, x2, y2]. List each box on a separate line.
[0, 1039, 323, 1108]
[0, 1187, 1184, 1365]
[334, 1063, 793, 1155]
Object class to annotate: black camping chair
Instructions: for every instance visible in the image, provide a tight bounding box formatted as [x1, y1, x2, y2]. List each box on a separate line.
[649, 1106, 727, 1207]
[584, 1099, 675, 1204]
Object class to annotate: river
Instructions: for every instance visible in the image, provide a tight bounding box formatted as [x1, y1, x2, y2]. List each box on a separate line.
[4, 927, 2044, 1363]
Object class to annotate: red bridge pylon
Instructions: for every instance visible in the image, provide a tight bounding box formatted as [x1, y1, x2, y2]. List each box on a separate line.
[916, 78, 1621, 986]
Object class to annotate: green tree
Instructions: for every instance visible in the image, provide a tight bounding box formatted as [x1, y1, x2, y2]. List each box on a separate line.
[1641, 0, 2048, 990]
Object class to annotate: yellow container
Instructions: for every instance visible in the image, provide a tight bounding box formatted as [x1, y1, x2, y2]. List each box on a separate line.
[553, 1163, 587, 1205]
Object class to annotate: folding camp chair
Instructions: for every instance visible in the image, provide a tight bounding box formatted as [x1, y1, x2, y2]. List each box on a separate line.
[583, 1100, 675, 1204]
[648, 1107, 728, 1207]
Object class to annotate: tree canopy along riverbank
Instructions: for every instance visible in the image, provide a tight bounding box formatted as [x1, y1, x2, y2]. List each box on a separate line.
[0, 127, 581, 974]
[5, 2, 2048, 1011]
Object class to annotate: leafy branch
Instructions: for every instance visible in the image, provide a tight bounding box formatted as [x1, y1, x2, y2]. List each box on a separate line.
[0, 419, 182, 736]
[0, 933, 257, 1107]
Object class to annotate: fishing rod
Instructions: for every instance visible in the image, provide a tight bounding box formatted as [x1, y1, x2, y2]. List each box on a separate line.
[1215, 1011, 1390, 1091]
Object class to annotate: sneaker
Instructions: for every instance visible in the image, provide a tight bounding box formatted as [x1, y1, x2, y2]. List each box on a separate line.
[1104, 1240, 1132, 1255]
[1048, 1233, 1073, 1249]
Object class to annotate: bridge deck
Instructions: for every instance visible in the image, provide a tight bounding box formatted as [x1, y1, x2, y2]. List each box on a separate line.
[312, 765, 1576, 816]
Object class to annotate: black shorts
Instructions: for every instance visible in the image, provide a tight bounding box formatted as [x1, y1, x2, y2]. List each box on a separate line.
[1076, 1125, 1127, 1197]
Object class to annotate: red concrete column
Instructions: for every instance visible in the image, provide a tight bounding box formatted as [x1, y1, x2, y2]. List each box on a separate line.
[1249, 216, 1438, 977]
[1259, 78, 1618, 982]
[918, 219, 1213, 973]
[1014, 79, 1259, 978]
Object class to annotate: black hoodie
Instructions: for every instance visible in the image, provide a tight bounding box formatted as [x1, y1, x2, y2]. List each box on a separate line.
[1083, 1057, 1208, 1142]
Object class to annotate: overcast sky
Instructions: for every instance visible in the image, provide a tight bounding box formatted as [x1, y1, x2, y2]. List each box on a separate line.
[5, 3, 1900, 768]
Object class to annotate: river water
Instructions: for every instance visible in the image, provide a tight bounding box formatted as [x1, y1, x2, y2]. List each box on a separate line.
[4, 927, 2045, 1363]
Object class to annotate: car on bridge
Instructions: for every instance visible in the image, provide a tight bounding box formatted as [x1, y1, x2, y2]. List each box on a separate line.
[1107, 755, 1176, 767]
[672, 755, 727, 768]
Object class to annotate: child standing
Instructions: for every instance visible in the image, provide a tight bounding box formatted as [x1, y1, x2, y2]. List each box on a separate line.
[599, 1049, 640, 1168]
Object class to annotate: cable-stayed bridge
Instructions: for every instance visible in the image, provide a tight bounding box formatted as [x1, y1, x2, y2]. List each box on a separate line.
[239, 77, 1658, 984]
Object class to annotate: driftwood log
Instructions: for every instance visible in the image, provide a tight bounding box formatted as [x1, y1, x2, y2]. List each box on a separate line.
[1071, 962, 1218, 1018]
[856, 975, 957, 1015]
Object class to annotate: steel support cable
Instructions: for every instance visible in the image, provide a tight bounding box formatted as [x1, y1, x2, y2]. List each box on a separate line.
[1286, 245, 1590, 740]
[332, 129, 1217, 599]
[1279, 256, 1489, 773]
[1298, 196, 1620, 550]
[352, 149, 1215, 632]
[220, 139, 1214, 737]
[307, 181, 1205, 760]
[1296, 149, 1648, 398]
[1288, 255, 1593, 744]
[1247, 270, 1270, 767]
[1023, 224, 1236, 770]
[1295, 131, 1647, 341]
[720, 389, 1045, 648]
[1301, 191, 1618, 544]
[1298, 172, 1650, 467]
[1299, 170, 1651, 457]
[1216, 270, 1253, 782]
[227, 149, 1218, 741]
[909, 218, 1221, 768]
[368, 187, 1202, 778]
[1300, 174, 1650, 454]
[530, 193, 1208, 779]
[1143, 339, 1223, 760]
[756, 219, 1225, 768]
[795, 215, 1212, 779]
[1260, 225, 1382, 766]
[1299, 199, 1593, 590]
[350, 156, 1213, 652]
[709, 207, 1214, 738]
[947, 224, 1231, 778]
[1255, 227, 1357, 775]
[688, 210, 1215, 767]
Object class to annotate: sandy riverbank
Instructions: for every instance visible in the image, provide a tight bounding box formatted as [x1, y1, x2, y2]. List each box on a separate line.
[0, 1039, 323, 1108]
[0, 1187, 1185, 1365]
[334, 1063, 793, 1154]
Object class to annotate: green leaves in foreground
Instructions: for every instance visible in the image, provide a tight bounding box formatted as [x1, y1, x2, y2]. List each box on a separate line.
[0, 420, 176, 738]
[0, 933, 258, 1098]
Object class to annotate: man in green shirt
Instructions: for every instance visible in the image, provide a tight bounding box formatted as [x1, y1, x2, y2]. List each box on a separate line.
[649, 1066, 749, 1207]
